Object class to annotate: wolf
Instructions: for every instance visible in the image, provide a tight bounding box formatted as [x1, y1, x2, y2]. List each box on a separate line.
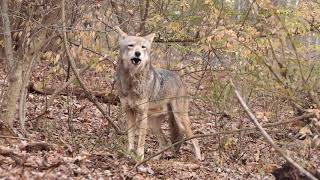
[115, 27, 202, 161]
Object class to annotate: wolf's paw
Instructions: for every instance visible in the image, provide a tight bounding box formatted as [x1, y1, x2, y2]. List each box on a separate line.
[124, 149, 141, 164]
[195, 155, 204, 161]
[136, 153, 145, 162]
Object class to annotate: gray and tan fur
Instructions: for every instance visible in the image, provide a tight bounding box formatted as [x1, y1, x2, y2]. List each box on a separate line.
[115, 27, 201, 161]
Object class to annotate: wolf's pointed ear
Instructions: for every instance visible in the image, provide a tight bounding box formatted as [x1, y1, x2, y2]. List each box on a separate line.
[144, 33, 155, 42]
[115, 26, 127, 39]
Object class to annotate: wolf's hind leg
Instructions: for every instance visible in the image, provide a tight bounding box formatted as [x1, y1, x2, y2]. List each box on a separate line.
[149, 115, 168, 149]
[180, 115, 202, 160]
[169, 101, 202, 160]
[148, 114, 168, 159]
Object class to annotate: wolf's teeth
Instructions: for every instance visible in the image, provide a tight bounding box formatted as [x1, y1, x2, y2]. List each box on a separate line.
[131, 58, 141, 65]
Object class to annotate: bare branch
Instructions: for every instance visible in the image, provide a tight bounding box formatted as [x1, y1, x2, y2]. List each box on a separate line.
[274, 11, 320, 109]
[19, 55, 37, 136]
[230, 79, 317, 180]
[61, 0, 123, 135]
[31, 64, 91, 121]
[237, 0, 256, 36]
[154, 38, 199, 43]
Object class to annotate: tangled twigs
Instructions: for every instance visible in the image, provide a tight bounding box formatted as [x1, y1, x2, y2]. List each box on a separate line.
[230, 79, 317, 180]
[135, 112, 315, 168]
[61, 0, 124, 135]
[31, 58, 120, 121]
[31, 65, 90, 121]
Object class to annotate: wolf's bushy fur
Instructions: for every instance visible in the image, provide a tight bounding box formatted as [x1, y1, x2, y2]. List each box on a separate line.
[115, 27, 201, 161]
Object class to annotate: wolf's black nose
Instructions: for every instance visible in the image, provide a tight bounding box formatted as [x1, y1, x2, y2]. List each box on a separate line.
[135, 51, 141, 57]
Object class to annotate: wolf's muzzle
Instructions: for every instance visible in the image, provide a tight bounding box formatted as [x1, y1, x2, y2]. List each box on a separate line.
[131, 58, 141, 65]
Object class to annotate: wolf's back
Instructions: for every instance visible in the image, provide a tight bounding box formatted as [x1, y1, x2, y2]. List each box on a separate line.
[150, 68, 186, 102]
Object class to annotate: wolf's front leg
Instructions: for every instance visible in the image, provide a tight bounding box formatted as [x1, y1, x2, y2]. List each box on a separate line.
[126, 109, 136, 152]
[136, 104, 149, 161]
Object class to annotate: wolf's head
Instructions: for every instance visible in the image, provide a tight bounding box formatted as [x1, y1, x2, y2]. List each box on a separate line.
[116, 27, 155, 70]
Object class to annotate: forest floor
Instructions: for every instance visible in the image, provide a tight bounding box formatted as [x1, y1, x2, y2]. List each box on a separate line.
[0, 59, 319, 179]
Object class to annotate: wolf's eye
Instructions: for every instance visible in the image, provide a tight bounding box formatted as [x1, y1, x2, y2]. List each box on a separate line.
[128, 44, 134, 48]
[142, 45, 146, 49]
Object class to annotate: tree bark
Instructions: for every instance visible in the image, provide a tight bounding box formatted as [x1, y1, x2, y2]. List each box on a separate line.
[0, 0, 23, 136]
[1, 0, 14, 71]
[139, 0, 150, 34]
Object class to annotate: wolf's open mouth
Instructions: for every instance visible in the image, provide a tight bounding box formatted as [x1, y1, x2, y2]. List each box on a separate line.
[131, 58, 141, 65]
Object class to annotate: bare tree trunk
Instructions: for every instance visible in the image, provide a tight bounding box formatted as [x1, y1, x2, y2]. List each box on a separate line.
[0, 0, 23, 136]
[1, 0, 13, 72]
[139, 0, 150, 34]
[1, 0, 14, 72]
[17, 0, 61, 136]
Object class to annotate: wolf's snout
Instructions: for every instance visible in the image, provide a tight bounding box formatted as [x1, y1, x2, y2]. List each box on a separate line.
[131, 51, 142, 65]
[135, 51, 141, 57]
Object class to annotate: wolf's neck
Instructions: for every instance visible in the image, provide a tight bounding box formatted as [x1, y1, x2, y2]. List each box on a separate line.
[123, 60, 153, 78]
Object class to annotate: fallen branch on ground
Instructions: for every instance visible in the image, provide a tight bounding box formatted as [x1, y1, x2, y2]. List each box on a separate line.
[0, 146, 24, 165]
[28, 82, 119, 105]
[20, 142, 52, 152]
[0, 135, 29, 141]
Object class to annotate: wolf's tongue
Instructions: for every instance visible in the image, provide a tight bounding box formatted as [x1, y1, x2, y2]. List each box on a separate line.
[131, 58, 141, 65]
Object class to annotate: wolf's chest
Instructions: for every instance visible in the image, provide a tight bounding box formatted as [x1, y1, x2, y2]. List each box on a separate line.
[119, 79, 150, 98]
[118, 72, 155, 97]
